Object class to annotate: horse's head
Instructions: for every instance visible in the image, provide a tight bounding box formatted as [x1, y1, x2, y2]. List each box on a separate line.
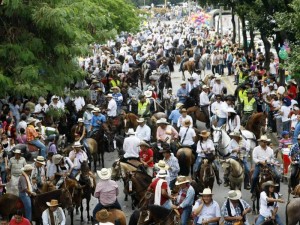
[203, 159, 208, 165]
[212, 126, 222, 147]
[57, 134, 66, 152]
[60, 188, 73, 212]
[111, 160, 121, 180]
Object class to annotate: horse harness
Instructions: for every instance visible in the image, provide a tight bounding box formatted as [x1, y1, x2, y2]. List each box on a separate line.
[143, 209, 180, 225]
[214, 129, 230, 157]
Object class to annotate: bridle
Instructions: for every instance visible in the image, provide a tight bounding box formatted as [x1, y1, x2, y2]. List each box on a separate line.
[213, 129, 229, 156]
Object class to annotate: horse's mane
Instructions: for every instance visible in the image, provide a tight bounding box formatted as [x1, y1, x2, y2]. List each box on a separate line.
[148, 204, 172, 217]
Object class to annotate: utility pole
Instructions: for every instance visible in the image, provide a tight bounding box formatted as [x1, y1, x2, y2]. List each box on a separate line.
[188, 0, 191, 17]
[220, 6, 223, 38]
[165, 0, 167, 8]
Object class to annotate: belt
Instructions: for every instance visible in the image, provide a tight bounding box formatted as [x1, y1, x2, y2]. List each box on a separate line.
[200, 105, 209, 107]
[243, 111, 253, 114]
[108, 116, 116, 119]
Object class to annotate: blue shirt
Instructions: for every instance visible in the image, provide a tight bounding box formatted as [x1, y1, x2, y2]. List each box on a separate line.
[91, 114, 106, 128]
[177, 88, 188, 103]
[177, 185, 195, 208]
[290, 143, 300, 161]
[169, 109, 181, 125]
[293, 122, 300, 144]
[112, 93, 123, 107]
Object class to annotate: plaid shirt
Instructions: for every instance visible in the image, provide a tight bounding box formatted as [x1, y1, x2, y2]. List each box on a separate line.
[289, 143, 300, 161]
[26, 125, 39, 142]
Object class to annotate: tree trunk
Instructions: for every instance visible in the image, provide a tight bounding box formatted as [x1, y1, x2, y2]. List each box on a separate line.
[260, 32, 271, 70]
[231, 8, 236, 44]
[249, 24, 255, 53]
[240, 15, 248, 54]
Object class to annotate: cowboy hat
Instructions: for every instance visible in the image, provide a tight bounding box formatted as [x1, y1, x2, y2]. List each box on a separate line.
[96, 209, 112, 223]
[86, 104, 94, 109]
[157, 169, 168, 178]
[13, 149, 22, 154]
[92, 79, 99, 84]
[175, 176, 190, 185]
[22, 164, 34, 172]
[227, 190, 242, 200]
[106, 93, 113, 98]
[200, 188, 213, 195]
[126, 128, 136, 135]
[188, 77, 196, 81]
[46, 199, 60, 207]
[27, 117, 36, 124]
[111, 86, 120, 91]
[156, 118, 169, 125]
[144, 90, 152, 98]
[92, 107, 101, 113]
[288, 79, 297, 85]
[155, 160, 170, 170]
[136, 118, 145, 123]
[39, 98, 46, 104]
[34, 156, 46, 165]
[262, 180, 279, 189]
[139, 140, 150, 148]
[52, 154, 64, 165]
[96, 88, 103, 92]
[229, 132, 242, 138]
[73, 141, 83, 148]
[97, 168, 112, 180]
[258, 135, 271, 142]
[202, 85, 209, 89]
[199, 130, 210, 137]
[180, 81, 186, 86]
[227, 108, 236, 114]
[78, 118, 84, 123]
[176, 103, 184, 109]
[52, 95, 59, 99]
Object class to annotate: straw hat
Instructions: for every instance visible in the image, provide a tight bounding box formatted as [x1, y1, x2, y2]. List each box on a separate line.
[92, 79, 99, 84]
[227, 108, 237, 114]
[73, 141, 83, 148]
[180, 81, 186, 86]
[229, 132, 242, 138]
[92, 107, 101, 113]
[144, 90, 152, 98]
[136, 118, 145, 123]
[157, 169, 168, 178]
[227, 190, 242, 200]
[106, 94, 113, 98]
[155, 160, 170, 170]
[111, 86, 120, 92]
[46, 199, 60, 207]
[96, 209, 112, 223]
[39, 98, 46, 104]
[202, 85, 209, 89]
[86, 104, 94, 109]
[78, 118, 84, 123]
[97, 168, 112, 180]
[126, 128, 136, 135]
[22, 164, 34, 172]
[13, 149, 22, 154]
[139, 141, 150, 148]
[27, 117, 36, 124]
[258, 135, 271, 142]
[53, 154, 64, 165]
[200, 188, 213, 195]
[156, 118, 169, 125]
[176, 103, 184, 109]
[199, 130, 210, 138]
[175, 176, 190, 185]
[34, 156, 46, 165]
[262, 180, 279, 189]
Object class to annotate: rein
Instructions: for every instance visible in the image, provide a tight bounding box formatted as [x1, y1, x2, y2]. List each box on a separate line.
[214, 129, 229, 157]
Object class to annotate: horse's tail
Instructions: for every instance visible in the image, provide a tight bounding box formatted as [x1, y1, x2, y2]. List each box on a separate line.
[177, 150, 189, 176]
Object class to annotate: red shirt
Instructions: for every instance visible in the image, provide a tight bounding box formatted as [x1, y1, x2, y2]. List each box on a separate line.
[9, 217, 31, 225]
[288, 85, 297, 99]
[149, 178, 168, 205]
[139, 148, 154, 167]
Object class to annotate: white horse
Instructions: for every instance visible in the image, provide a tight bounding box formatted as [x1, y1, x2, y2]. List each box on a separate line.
[221, 158, 244, 190]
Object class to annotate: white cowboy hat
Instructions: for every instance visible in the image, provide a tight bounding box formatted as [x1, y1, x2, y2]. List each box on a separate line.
[106, 93, 113, 98]
[78, 118, 84, 123]
[52, 154, 64, 165]
[155, 160, 170, 170]
[46, 199, 60, 207]
[229, 132, 242, 138]
[92, 107, 101, 113]
[22, 164, 34, 172]
[258, 135, 271, 142]
[288, 79, 297, 85]
[157, 169, 168, 178]
[86, 104, 95, 109]
[262, 180, 279, 188]
[34, 156, 46, 165]
[202, 85, 209, 89]
[97, 168, 112, 180]
[126, 128, 136, 135]
[144, 90, 152, 98]
[156, 118, 169, 125]
[200, 188, 213, 195]
[26, 117, 36, 124]
[175, 176, 190, 185]
[227, 108, 237, 113]
[199, 130, 210, 137]
[39, 98, 46, 104]
[139, 141, 150, 148]
[73, 141, 83, 148]
[13, 149, 21, 154]
[176, 103, 184, 109]
[136, 118, 145, 123]
[227, 190, 242, 200]
[180, 81, 186, 86]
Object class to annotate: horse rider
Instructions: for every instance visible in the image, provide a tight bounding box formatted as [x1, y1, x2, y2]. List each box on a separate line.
[221, 190, 252, 225]
[137, 94, 151, 118]
[52, 154, 74, 189]
[122, 128, 141, 161]
[169, 103, 183, 130]
[163, 88, 177, 114]
[31, 156, 46, 191]
[226, 108, 241, 134]
[255, 181, 285, 225]
[177, 82, 188, 104]
[147, 169, 173, 209]
[105, 94, 118, 121]
[89, 107, 106, 137]
[172, 176, 195, 225]
[199, 85, 211, 128]
[18, 164, 36, 222]
[193, 45, 202, 67]
[34, 97, 48, 120]
[289, 134, 300, 193]
[186, 77, 197, 94]
[156, 118, 179, 147]
[83, 104, 94, 132]
[193, 130, 222, 185]
[139, 141, 154, 177]
[177, 108, 193, 129]
[179, 51, 189, 72]
[26, 117, 47, 158]
[42, 199, 66, 225]
[211, 76, 225, 98]
[224, 132, 251, 190]
[159, 59, 170, 75]
[251, 135, 281, 199]
[93, 168, 121, 220]
[68, 141, 88, 178]
[179, 119, 196, 155]
[211, 94, 228, 128]
[135, 118, 151, 142]
[241, 90, 257, 126]
[128, 83, 142, 114]
[111, 86, 123, 115]
[192, 188, 221, 225]
[74, 118, 86, 142]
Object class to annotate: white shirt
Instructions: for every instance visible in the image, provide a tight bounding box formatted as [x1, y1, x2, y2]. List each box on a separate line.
[179, 127, 196, 145]
[74, 97, 85, 112]
[227, 138, 249, 157]
[177, 115, 193, 128]
[123, 135, 141, 158]
[200, 91, 210, 106]
[191, 72, 200, 86]
[193, 200, 221, 223]
[42, 207, 66, 225]
[227, 115, 241, 132]
[261, 85, 270, 101]
[211, 101, 227, 118]
[135, 124, 151, 141]
[34, 104, 49, 113]
[212, 83, 224, 95]
[46, 160, 56, 179]
[252, 145, 275, 164]
[280, 105, 291, 122]
[186, 82, 197, 93]
[107, 99, 117, 117]
[259, 191, 279, 217]
[196, 139, 215, 157]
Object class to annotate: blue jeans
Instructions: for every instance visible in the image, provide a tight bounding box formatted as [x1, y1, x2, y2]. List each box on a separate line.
[162, 199, 172, 210]
[70, 168, 80, 178]
[217, 117, 227, 127]
[19, 192, 32, 221]
[93, 199, 121, 219]
[193, 156, 202, 173]
[227, 62, 232, 75]
[0, 163, 7, 183]
[169, 179, 176, 190]
[29, 139, 46, 158]
[181, 205, 192, 225]
[255, 214, 283, 225]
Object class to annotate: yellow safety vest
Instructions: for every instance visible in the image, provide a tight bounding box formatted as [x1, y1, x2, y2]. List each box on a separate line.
[138, 99, 150, 116]
[243, 97, 255, 112]
[238, 71, 245, 84]
[238, 90, 247, 103]
[110, 79, 120, 87]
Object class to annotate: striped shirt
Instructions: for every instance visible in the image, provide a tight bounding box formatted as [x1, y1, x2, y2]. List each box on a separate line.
[164, 154, 180, 181]
[26, 125, 39, 142]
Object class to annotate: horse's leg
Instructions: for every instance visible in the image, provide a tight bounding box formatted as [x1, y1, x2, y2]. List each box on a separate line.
[86, 197, 90, 222]
[80, 200, 84, 222]
[70, 208, 74, 225]
[182, 71, 185, 81]
[94, 156, 97, 172]
[101, 152, 105, 168]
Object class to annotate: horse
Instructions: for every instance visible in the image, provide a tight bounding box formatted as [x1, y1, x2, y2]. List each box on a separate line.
[197, 158, 215, 192]
[156, 57, 175, 73]
[245, 112, 267, 141]
[96, 209, 126, 225]
[221, 158, 244, 190]
[137, 205, 180, 225]
[158, 73, 172, 99]
[187, 106, 209, 127]
[182, 60, 195, 80]
[123, 112, 139, 133]
[286, 197, 300, 225]
[197, 53, 211, 77]
[127, 68, 143, 90]
[176, 147, 195, 176]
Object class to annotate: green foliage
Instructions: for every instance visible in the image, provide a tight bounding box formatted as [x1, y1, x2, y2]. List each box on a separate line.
[0, 0, 139, 97]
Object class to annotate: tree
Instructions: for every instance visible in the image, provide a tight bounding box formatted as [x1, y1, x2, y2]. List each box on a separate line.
[0, 0, 139, 97]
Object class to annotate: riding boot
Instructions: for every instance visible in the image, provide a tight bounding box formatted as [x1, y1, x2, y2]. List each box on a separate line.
[244, 172, 251, 190]
[223, 170, 229, 187]
[213, 166, 222, 185]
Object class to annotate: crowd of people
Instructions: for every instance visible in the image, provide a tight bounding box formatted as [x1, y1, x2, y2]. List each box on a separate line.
[0, 6, 299, 225]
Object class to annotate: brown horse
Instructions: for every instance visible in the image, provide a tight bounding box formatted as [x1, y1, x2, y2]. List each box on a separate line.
[197, 159, 215, 192]
[187, 106, 209, 125]
[96, 209, 126, 225]
[245, 112, 267, 139]
[176, 148, 195, 176]
[123, 113, 139, 133]
[182, 60, 195, 80]
[286, 197, 300, 225]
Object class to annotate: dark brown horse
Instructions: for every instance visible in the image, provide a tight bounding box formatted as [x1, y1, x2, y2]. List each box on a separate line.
[97, 209, 126, 225]
[197, 159, 215, 193]
[176, 148, 195, 176]
[123, 113, 139, 133]
[187, 106, 209, 125]
[286, 197, 300, 225]
[245, 112, 267, 140]
[182, 60, 195, 80]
